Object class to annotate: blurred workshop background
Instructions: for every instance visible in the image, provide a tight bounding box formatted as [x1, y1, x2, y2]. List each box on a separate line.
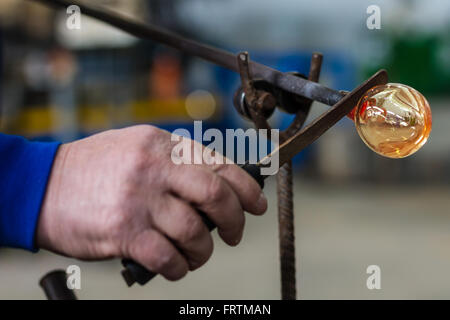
[1, 0, 450, 299]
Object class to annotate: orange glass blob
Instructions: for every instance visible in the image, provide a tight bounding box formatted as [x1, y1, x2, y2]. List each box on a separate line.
[350, 83, 432, 158]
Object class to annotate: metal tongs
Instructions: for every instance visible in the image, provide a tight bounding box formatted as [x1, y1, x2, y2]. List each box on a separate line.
[121, 69, 388, 286]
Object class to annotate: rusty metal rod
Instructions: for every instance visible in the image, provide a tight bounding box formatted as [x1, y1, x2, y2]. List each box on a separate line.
[32, 0, 344, 106]
[276, 53, 323, 300]
[277, 162, 296, 300]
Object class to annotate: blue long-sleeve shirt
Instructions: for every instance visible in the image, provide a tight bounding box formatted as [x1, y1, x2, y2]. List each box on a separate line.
[0, 133, 60, 251]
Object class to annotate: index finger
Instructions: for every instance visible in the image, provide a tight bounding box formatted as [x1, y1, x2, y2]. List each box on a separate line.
[170, 136, 267, 215]
[213, 164, 267, 216]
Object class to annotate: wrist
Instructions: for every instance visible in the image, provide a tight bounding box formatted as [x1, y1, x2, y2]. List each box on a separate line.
[35, 143, 70, 251]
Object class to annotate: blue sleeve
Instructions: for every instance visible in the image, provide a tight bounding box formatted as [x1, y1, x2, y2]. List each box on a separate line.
[0, 133, 60, 251]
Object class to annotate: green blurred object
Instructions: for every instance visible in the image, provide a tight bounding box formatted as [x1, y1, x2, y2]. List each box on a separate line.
[364, 31, 450, 97]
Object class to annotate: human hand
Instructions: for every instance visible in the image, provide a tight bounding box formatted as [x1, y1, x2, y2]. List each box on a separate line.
[36, 125, 267, 280]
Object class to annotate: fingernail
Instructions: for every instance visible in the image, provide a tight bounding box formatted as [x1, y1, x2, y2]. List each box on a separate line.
[234, 231, 243, 246]
[256, 192, 268, 214]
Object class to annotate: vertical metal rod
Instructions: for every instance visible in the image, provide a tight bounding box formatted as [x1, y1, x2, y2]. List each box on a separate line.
[276, 53, 323, 300]
[276, 161, 296, 300]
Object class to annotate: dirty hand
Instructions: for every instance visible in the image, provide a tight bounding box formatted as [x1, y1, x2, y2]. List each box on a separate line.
[36, 125, 267, 280]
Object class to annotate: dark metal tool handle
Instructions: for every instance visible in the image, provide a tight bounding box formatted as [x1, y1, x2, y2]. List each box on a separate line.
[121, 163, 265, 286]
[40, 270, 77, 300]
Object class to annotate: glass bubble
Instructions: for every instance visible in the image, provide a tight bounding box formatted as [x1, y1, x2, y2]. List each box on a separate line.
[352, 83, 432, 158]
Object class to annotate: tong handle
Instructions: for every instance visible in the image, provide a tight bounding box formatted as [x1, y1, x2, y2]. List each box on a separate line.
[121, 163, 264, 286]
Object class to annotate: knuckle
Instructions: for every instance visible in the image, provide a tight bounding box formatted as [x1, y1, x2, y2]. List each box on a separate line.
[204, 174, 226, 205]
[152, 247, 177, 271]
[133, 124, 158, 140]
[106, 202, 135, 242]
[177, 212, 204, 244]
[140, 124, 159, 138]
[127, 147, 148, 173]
[115, 183, 139, 217]
[107, 213, 128, 240]
[137, 126, 161, 150]
[124, 127, 158, 173]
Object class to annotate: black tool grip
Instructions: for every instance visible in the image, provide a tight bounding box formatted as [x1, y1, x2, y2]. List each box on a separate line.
[40, 270, 78, 300]
[121, 163, 264, 286]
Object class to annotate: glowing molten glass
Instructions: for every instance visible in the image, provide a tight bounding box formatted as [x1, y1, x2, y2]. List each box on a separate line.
[349, 83, 432, 159]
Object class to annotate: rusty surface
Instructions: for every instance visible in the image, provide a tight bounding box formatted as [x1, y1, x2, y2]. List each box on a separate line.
[237, 52, 274, 135]
[275, 53, 323, 300]
[237, 52, 258, 106]
[276, 162, 296, 300]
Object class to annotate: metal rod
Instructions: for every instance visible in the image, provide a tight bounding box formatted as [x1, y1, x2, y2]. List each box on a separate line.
[277, 162, 296, 300]
[32, 0, 344, 106]
[276, 53, 323, 300]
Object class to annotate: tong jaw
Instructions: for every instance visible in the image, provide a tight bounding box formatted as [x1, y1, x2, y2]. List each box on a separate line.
[258, 69, 389, 168]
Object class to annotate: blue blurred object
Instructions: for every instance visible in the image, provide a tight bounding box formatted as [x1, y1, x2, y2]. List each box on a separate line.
[0, 133, 60, 251]
[0, 29, 3, 121]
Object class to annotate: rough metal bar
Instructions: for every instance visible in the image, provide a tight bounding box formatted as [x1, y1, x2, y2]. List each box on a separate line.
[276, 53, 323, 300]
[277, 162, 296, 300]
[32, 0, 344, 106]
